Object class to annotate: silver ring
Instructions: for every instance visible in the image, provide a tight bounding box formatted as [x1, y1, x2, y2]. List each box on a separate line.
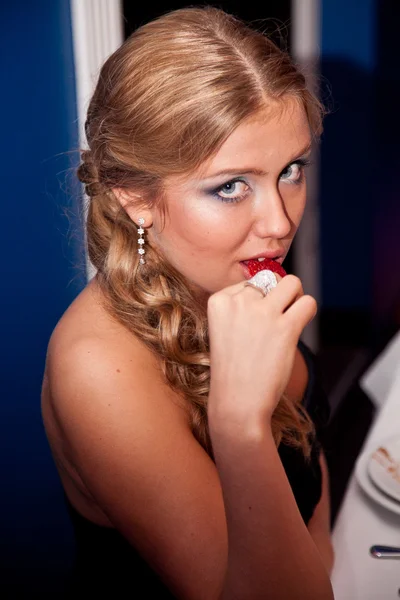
[244, 281, 267, 297]
[244, 269, 278, 297]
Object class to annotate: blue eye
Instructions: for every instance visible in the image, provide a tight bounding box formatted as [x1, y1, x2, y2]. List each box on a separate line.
[212, 178, 250, 203]
[280, 158, 312, 185]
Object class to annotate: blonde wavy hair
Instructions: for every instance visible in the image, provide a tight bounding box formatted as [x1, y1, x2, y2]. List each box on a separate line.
[78, 7, 325, 460]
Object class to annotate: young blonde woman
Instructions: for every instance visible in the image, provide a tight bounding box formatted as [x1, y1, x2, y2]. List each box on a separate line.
[42, 7, 334, 599]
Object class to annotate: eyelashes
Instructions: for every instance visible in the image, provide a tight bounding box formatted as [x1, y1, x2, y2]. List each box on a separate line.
[209, 158, 313, 204]
[211, 178, 250, 203]
[280, 157, 312, 184]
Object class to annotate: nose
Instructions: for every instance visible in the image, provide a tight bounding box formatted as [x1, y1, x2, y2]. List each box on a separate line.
[252, 189, 292, 239]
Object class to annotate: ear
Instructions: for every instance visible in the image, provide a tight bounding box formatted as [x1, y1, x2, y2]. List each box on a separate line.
[113, 187, 153, 227]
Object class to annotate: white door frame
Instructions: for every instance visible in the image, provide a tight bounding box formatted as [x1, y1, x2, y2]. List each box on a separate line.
[70, 0, 124, 280]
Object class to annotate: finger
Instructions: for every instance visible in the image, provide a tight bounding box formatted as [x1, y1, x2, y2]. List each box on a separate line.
[265, 275, 304, 312]
[213, 271, 284, 299]
[232, 271, 284, 298]
[284, 294, 317, 337]
[219, 281, 252, 297]
[240, 283, 268, 300]
[213, 274, 280, 298]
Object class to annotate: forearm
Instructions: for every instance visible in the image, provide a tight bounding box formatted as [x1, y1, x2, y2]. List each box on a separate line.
[210, 416, 334, 600]
[308, 529, 334, 576]
[307, 450, 335, 575]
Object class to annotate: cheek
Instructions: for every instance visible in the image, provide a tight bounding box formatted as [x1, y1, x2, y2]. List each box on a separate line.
[281, 185, 307, 225]
[165, 199, 240, 253]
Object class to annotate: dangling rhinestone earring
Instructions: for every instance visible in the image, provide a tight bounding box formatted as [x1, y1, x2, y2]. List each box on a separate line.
[137, 218, 146, 264]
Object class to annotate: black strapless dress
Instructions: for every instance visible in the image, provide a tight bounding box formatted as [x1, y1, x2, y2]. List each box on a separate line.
[63, 341, 330, 598]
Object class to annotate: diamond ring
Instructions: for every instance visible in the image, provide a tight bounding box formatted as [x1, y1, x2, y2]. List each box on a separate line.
[244, 269, 278, 297]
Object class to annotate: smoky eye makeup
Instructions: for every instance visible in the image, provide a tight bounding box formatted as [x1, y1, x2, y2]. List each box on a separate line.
[279, 156, 313, 185]
[207, 177, 251, 203]
[200, 151, 313, 202]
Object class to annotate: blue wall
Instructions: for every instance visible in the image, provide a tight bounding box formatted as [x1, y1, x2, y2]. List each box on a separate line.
[1, 0, 85, 595]
[320, 0, 376, 311]
[370, 1, 400, 319]
[320, 0, 400, 332]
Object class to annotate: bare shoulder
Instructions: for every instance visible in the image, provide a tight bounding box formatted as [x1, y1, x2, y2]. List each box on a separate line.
[45, 277, 188, 424]
[47, 277, 151, 371]
[42, 280, 228, 599]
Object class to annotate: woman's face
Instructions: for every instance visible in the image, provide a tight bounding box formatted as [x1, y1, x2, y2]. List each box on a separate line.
[149, 98, 312, 296]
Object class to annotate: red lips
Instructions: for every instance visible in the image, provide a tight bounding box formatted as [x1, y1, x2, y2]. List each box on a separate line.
[244, 259, 287, 279]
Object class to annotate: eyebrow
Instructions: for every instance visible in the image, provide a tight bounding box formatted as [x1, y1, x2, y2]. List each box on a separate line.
[203, 168, 268, 179]
[202, 142, 312, 180]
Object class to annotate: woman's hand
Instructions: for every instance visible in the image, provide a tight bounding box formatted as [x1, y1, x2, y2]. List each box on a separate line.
[207, 274, 317, 426]
[206, 278, 333, 600]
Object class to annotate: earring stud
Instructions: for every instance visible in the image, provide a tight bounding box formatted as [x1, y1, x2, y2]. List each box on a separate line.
[137, 218, 146, 264]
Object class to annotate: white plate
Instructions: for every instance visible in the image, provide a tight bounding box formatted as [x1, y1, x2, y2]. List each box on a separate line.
[367, 436, 400, 502]
[355, 442, 400, 516]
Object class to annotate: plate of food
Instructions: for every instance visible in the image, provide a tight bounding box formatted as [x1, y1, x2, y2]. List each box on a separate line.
[355, 440, 400, 515]
[367, 436, 400, 503]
